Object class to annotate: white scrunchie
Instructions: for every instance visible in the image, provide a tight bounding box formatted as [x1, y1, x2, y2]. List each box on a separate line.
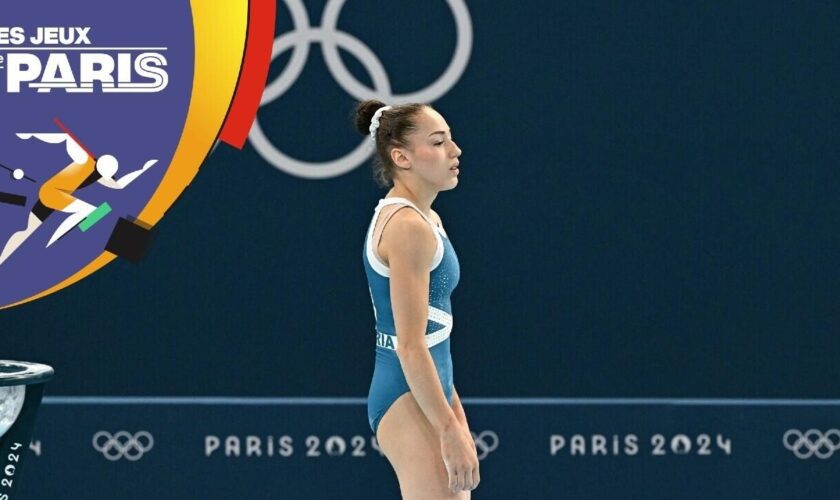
[369, 105, 392, 141]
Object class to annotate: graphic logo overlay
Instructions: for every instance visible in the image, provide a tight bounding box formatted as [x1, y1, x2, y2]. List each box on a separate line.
[0, 0, 275, 308]
[249, 0, 472, 179]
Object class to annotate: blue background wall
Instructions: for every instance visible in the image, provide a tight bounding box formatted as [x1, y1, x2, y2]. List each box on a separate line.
[2, 1, 838, 498]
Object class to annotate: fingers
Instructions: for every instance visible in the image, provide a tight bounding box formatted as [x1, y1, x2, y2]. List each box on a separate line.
[442, 430, 481, 493]
[467, 432, 480, 490]
[461, 468, 474, 492]
[448, 468, 459, 492]
[449, 465, 481, 492]
[450, 468, 467, 493]
[460, 463, 479, 491]
[470, 466, 481, 490]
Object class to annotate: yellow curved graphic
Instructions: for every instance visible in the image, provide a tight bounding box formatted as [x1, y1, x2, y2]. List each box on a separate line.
[3, 0, 249, 309]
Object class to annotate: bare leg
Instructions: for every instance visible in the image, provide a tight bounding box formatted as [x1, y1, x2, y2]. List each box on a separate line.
[377, 393, 471, 500]
[46, 199, 96, 248]
[0, 213, 43, 265]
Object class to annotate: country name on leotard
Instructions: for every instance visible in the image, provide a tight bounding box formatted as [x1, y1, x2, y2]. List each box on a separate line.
[376, 332, 395, 349]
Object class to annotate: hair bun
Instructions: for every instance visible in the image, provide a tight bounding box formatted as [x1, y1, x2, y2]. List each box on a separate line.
[354, 99, 387, 135]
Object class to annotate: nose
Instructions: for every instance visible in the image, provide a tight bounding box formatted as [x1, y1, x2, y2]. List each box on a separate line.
[450, 140, 462, 158]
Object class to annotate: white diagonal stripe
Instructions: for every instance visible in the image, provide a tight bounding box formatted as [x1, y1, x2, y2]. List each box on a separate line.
[428, 306, 452, 327]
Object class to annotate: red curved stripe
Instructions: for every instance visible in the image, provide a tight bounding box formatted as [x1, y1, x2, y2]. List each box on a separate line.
[219, 0, 276, 149]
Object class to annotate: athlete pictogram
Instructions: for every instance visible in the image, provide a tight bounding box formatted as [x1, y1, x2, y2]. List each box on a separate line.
[0, 119, 158, 266]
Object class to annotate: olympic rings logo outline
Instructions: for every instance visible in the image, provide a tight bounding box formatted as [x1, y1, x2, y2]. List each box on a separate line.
[92, 430, 155, 461]
[248, 0, 473, 179]
[471, 430, 499, 460]
[783, 429, 840, 460]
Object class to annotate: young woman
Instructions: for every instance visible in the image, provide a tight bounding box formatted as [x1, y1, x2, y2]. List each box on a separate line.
[358, 99, 479, 498]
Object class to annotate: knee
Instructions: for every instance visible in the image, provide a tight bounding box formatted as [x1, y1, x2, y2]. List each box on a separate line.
[37, 186, 62, 211]
[37, 185, 51, 204]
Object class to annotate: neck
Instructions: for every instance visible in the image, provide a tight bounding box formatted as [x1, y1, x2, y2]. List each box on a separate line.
[387, 182, 437, 216]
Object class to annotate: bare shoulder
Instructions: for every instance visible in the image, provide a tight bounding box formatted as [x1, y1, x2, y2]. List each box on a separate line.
[384, 208, 436, 247]
[380, 208, 437, 268]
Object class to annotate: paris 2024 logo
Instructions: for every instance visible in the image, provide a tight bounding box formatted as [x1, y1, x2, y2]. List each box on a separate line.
[0, 0, 274, 308]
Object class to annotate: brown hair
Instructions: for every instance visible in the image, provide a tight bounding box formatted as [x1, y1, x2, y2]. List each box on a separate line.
[354, 100, 428, 187]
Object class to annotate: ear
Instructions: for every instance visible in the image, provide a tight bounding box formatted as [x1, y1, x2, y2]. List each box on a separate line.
[391, 147, 411, 170]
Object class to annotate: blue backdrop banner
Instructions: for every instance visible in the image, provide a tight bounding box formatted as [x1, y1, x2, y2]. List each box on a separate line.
[2, 0, 839, 497]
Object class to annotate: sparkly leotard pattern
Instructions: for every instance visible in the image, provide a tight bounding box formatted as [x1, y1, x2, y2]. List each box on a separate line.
[363, 197, 460, 434]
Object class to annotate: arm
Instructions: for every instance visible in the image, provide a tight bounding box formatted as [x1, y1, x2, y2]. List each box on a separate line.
[385, 208, 480, 493]
[386, 209, 458, 435]
[99, 160, 158, 189]
[451, 386, 470, 432]
[451, 386, 476, 457]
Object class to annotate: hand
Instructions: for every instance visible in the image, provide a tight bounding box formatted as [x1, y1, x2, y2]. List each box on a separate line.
[142, 159, 158, 171]
[440, 424, 480, 493]
[458, 420, 477, 453]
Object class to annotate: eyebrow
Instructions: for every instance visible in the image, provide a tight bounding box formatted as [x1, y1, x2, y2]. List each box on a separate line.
[428, 130, 451, 137]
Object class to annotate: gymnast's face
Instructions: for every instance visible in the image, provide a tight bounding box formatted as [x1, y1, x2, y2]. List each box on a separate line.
[394, 107, 462, 191]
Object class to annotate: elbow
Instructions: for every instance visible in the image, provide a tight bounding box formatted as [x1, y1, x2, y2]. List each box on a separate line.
[395, 342, 428, 361]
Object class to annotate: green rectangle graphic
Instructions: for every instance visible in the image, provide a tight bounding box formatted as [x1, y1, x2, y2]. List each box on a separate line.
[79, 203, 112, 232]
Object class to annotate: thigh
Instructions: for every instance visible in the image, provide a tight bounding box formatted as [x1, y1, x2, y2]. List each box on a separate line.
[38, 186, 76, 212]
[40, 158, 96, 211]
[376, 392, 470, 500]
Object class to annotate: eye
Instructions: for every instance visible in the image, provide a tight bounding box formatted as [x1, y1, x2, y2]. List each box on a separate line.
[434, 141, 444, 146]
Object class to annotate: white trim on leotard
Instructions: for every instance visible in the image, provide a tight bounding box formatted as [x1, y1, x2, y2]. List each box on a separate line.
[376, 305, 454, 350]
[365, 197, 445, 278]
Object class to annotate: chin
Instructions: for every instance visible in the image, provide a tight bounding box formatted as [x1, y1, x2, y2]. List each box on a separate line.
[440, 177, 459, 191]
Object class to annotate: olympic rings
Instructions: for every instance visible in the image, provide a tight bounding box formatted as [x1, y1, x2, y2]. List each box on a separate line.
[248, 0, 473, 179]
[92, 430, 155, 461]
[783, 428, 840, 460]
[471, 430, 499, 460]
